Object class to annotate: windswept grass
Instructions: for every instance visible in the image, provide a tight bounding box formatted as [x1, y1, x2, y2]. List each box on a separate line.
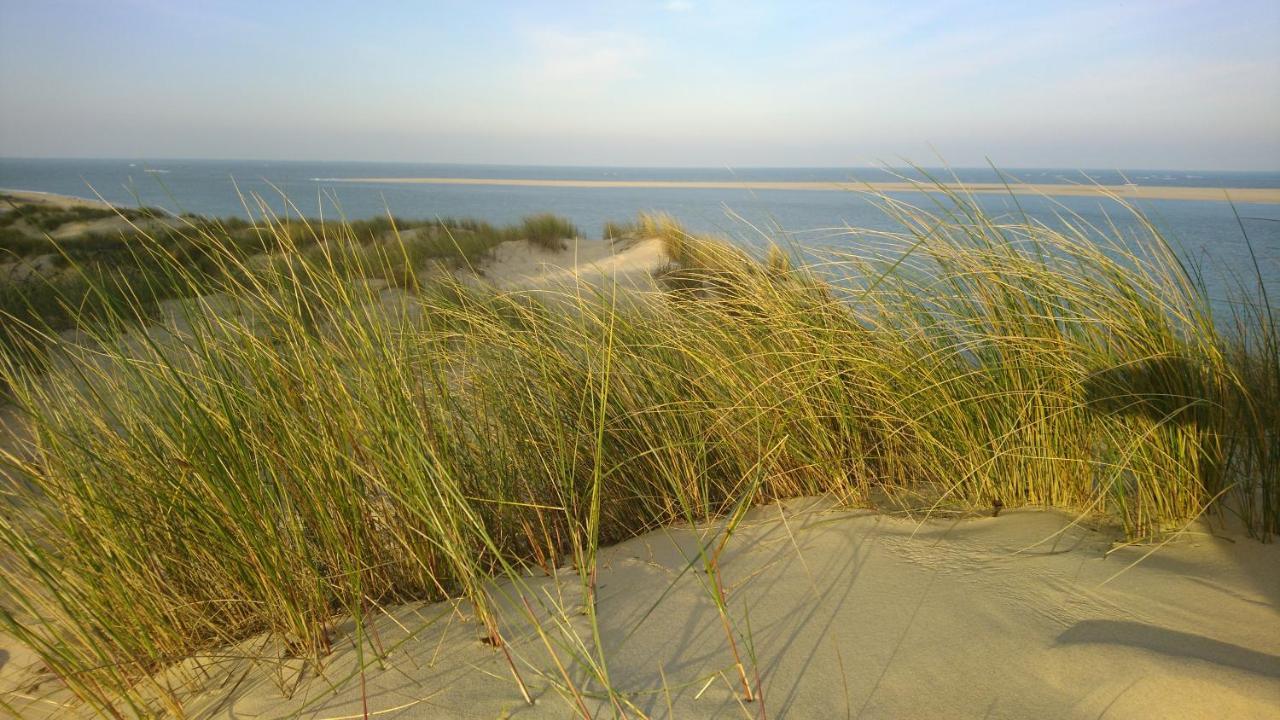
[602, 219, 640, 243]
[0, 189, 1275, 716]
[637, 212, 691, 260]
[519, 213, 579, 250]
[0, 207, 580, 393]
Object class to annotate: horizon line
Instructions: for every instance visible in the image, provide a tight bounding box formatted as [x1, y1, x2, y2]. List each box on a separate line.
[2, 155, 1278, 175]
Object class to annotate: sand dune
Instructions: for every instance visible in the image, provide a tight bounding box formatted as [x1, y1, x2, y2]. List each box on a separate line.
[0, 189, 113, 211]
[0, 234, 665, 482]
[462, 236, 667, 291]
[8, 502, 1273, 718]
[3, 214, 1277, 718]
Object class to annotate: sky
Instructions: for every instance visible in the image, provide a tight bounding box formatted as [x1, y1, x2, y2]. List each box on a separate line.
[0, 0, 1277, 169]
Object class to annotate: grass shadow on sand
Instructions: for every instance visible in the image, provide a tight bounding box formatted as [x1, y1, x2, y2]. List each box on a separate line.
[1055, 620, 1280, 678]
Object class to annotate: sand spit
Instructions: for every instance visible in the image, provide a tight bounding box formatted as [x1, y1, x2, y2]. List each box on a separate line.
[323, 177, 1280, 204]
[7, 502, 1276, 718]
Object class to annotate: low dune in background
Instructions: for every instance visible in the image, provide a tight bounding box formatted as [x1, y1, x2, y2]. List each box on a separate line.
[462, 235, 666, 291]
[0, 190, 114, 210]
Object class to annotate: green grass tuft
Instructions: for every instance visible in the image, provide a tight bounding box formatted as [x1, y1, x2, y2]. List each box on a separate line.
[602, 219, 639, 242]
[519, 213, 578, 250]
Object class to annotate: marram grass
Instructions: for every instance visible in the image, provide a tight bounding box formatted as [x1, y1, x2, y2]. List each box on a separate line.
[0, 188, 1275, 716]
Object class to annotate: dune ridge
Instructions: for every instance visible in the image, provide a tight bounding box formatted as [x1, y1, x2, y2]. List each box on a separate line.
[9, 502, 1277, 718]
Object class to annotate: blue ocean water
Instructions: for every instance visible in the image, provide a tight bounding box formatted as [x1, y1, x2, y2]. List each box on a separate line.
[2, 158, 1277, 303]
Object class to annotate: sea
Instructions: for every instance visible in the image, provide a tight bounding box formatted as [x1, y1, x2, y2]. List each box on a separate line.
[3, 158, 1277, 304]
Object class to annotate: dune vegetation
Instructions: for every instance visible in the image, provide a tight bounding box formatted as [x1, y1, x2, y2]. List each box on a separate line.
[0, 194, 579, 383]
[0, 187, 1276, 716]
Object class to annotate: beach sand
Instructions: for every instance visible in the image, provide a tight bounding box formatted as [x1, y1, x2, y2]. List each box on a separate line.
[324, 178, 1280, 204]
[8, 502, 1275, 718]
[461, 236, 667, 291]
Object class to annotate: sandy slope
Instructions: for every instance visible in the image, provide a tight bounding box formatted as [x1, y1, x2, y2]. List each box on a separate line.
[0, 189, 114, 211]
[461, 236, 666, 292]
[8, 503, 1274, 719]
[205, 505, 1280, 719]
[0, 190, 183, 284]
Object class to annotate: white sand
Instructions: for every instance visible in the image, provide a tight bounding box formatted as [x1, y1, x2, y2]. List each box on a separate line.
[8, 502, 1274, 718]
[460, 236, 667, 292]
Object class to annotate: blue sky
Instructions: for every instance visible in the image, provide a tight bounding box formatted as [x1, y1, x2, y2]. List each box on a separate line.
[0, 0, 1277, 168]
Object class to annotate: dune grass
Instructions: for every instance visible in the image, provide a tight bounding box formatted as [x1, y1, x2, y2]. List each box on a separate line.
[0, 188, 1275, 716]
[0, 205, 580, 396]
[602, 219, 640, 243]
[519, 213, 579, 251]
[0, 199, 163, 234]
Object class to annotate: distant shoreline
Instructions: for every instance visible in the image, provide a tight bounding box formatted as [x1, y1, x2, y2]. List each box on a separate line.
[0, 188, 114, 209]
[320, 177, 1280, 203]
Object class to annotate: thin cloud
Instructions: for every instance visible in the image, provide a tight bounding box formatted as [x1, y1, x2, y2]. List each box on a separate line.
[521, 28, 650, 88]
[665, 1, 694, 11]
